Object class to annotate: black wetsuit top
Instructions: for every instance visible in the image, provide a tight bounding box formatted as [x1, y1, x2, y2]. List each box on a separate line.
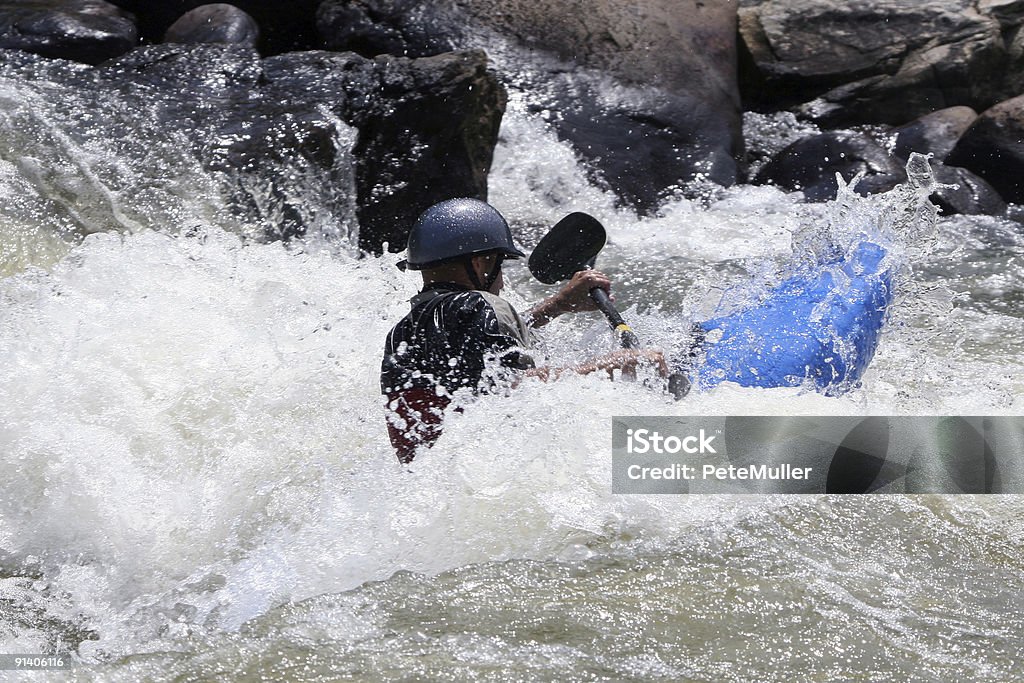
[381, 283, 535, 398]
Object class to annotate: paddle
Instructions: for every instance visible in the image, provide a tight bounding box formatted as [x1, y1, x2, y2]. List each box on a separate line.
[528, 212, 691, 398]
[529, 212, 640, 348]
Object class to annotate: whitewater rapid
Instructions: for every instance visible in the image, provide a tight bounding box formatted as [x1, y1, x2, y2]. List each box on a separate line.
[0, 63, 1022, 678]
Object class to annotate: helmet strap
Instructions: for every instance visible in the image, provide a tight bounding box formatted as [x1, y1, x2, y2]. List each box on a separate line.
[463, 255, 503, 292]
[483, 256, 503, 291]
[463, 258, 487, 291]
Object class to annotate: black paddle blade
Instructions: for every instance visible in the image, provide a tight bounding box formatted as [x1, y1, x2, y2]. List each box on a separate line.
[528, 212, 607, 284]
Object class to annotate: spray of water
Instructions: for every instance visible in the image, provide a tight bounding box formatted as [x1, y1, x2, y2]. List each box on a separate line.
[0, 55, 359, 278]
[0, 57, 1021, 674]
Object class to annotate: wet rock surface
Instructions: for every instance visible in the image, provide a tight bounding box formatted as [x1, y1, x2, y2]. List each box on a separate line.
[930, 163, 1007, 216]
[754, 132, 907, 202]
[2, 0, 1020, 252]
[892, 107, 979, 163]
[163, 4, 259, 47]
[263, 49, 506, 253]
[95, 44, 505, 251]
[0, 0, 138, 65]
[739, 0, 1021, 126]
[317, 0, 744, 214]
[108, 0, 321, 55]
[947, 94, 1024, 204]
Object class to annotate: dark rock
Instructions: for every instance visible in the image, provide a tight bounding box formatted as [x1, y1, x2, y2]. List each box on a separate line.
[317, 0, 743, 214]
[316, 0, 441, 57]
[754, 131, 906, 202]
[0, 0, 138, 65]
[892, 106, 978, 162]
[549, 81, 739, 209]
[947, 94, 1024, 204]
[847, 172, 907, 199]
[740, 0, 1007, 126]
[96, 44, 505, 251]
[930, 163, 1007, 216]
[264, 49, 507, 253]
[1005, 23, 1024, 98]
[97, 45, 316, 239]
[979, 0, 1024, 26]
[101, 45, 337, 171]
[100, 42, 261, 93]
[106, 0, 321, 55]
[163, 4, 259, 47]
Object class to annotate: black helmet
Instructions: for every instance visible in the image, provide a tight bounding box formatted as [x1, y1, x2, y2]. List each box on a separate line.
[398, 198, 525, 270]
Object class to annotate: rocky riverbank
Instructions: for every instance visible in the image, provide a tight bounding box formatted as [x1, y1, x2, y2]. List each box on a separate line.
[3, 0, 1023, 251]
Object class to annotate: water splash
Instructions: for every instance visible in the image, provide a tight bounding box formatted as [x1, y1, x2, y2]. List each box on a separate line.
[0, 55, 359, 277]
[0, 53, 1021, 677]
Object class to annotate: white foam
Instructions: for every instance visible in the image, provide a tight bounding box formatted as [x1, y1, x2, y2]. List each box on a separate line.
[0, 74, 1021, 662]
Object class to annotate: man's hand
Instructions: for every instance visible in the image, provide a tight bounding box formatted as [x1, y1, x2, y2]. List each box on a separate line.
[526, 270, 612, 327]
[552, 270, 612, 313]
[523, 348, 668, 385]
[579, 349, 668, 380]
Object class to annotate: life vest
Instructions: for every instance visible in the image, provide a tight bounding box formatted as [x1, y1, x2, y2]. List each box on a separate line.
[381, 283, 534, 463]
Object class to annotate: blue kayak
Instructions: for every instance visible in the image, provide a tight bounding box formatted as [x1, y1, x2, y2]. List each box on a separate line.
[693, 241, 893, 394]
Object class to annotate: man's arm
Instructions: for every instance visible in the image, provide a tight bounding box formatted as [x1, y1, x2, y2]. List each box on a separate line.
[525, 270, 613, 328]
[523, 348, 668, 382]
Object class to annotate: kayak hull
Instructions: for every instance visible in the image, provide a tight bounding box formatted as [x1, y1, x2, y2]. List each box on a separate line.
[694, 241, 893, 394]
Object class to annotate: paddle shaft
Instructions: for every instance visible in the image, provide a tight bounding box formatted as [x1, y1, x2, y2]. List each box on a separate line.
[591, 284, 688, 396]
[589, 286, 640, 349]
[529, 211, 689, 397]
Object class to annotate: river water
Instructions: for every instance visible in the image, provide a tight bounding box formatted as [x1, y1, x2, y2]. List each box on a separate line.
[0, 55, 1023, 681]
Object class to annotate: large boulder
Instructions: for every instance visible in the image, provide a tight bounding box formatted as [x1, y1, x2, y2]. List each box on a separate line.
[316, 0, 446, 57]
[263, 50, 507, 253]
[978, 0, 1024, 24]
[754, 131, 906, 201]
[106, 0, 321, 54]
[739, 0, 1011, 126]
[0, 0, 138, 64]
[98, 45, 323, 241]
[97, 44, 505, 252]
[535, 70, 739, 211]
[98, 43, 262, 99]
[930, 163, 1006, 216]
[317, 0, 744, 214]
[163, 4, 259, 47]
[892, 106, 978, 162]
[947, 94, 1024, 204]
[1005, 17, 1024, 96]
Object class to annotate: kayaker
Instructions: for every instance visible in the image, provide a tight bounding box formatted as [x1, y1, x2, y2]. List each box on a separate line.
[381, 198, 666, 463]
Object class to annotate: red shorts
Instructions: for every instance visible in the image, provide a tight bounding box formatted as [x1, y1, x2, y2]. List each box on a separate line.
[384, 388, 452, 463]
